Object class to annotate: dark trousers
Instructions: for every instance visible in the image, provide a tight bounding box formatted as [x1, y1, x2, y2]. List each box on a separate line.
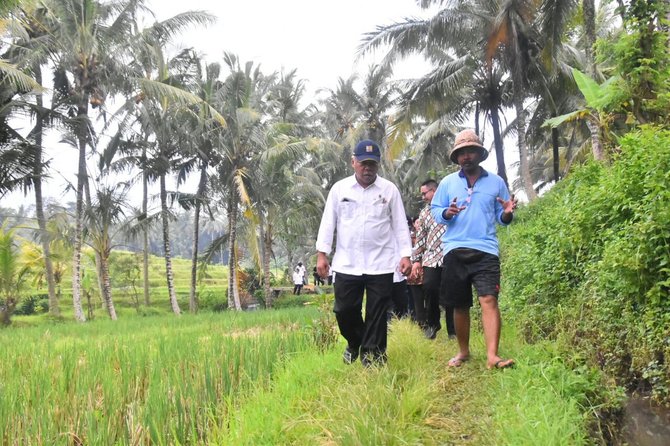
[410, 284, 427, 327]
[424, 266, 455, 336]
[293, 284, 302, 295]
[390, 280, 411, 319]
[333, 272, 393, 359]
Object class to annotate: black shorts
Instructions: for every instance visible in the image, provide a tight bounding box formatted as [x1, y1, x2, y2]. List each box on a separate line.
[440, 248, 501, 308]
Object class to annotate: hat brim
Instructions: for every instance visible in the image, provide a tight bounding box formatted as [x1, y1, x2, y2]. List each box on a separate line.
[354, 155, 380, 163]
[449, 145, 488, 164]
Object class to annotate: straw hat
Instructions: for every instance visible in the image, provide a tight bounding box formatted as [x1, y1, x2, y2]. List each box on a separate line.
[449, 129, 488, 164]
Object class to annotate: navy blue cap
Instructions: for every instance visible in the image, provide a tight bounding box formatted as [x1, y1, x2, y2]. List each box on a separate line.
[353, 139, 381, 162]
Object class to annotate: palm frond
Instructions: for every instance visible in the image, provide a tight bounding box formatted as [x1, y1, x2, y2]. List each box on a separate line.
[137, 78, 226, 127]
[0, 60, 43, 93]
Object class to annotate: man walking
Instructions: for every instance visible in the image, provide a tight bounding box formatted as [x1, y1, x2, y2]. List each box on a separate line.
[431, 129, 517, 369]
[410, 179, 455, 340]
[316, 139, 412, 366]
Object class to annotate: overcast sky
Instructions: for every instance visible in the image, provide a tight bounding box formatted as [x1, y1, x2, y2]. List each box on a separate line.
[147, 0, 435, 97]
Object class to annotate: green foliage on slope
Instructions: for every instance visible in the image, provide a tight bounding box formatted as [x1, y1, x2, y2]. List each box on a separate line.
[500, 125, 670, 404]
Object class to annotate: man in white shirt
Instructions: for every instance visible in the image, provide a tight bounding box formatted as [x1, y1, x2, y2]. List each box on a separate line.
[295, 262, 306, 284]
[316, 139, 412, 366]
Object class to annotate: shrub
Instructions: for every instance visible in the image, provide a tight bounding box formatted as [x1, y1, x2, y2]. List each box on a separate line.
[198, 286, 228, 312]
[14, 295, 48, 316]
[500, 126, 670, 404]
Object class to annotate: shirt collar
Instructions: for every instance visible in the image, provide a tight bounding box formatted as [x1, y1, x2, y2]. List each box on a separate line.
[458, 167, 489, 178]
[347, 174, 380, 190]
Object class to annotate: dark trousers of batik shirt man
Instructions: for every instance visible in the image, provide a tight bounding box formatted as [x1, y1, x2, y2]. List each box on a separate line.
[316, 139, 412, 366]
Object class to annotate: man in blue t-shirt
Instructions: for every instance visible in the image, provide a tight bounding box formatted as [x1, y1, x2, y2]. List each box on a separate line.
[431, 129, 517, 369]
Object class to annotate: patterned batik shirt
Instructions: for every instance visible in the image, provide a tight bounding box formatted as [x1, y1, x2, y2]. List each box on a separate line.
[411, 204, 446, 268]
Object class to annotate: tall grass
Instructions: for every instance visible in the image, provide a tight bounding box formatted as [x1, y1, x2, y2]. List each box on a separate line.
[0, 308, 320, 445]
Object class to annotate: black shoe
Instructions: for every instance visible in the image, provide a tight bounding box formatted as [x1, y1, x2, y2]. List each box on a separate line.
[343, 346, 359, 364]
[361, 351, 387, 368]
[424, 327, 437, 340]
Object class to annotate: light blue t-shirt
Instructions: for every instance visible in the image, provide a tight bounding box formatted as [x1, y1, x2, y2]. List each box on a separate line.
[430, 168, 511, 257]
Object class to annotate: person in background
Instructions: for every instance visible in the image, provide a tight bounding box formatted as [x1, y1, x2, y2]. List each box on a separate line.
[431, 129, 517, 369]
[313, 266, 324, 286]
[316, 139, 412, 367]
[406, 218, 423, 325]
[296, 261, 306, 285]
[411, 179, 455, 340]
[292, 268, 304, 295]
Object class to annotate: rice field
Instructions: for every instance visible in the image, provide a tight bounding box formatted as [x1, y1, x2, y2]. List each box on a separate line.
[0, 307, 323, 445]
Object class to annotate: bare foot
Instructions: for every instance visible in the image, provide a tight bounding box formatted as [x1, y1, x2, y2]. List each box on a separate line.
[447, 355, 470, 367]
[487, 358, 515, 369]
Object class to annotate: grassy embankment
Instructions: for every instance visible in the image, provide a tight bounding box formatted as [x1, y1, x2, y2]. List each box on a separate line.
[15, 251, 238, 322]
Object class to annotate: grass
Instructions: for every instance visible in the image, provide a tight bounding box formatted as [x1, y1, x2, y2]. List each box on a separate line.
[1, 302, 607, 445]
[214, 315, 601, 445]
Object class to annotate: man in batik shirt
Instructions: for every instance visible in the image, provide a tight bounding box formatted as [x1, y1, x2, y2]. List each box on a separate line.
[410, 179, 455, 339]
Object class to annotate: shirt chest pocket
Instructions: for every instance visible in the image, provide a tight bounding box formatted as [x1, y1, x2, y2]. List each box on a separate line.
[338, 202, 356, 220]
[371, 202, 390, 218]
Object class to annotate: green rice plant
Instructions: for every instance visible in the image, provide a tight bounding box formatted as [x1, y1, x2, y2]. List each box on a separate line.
[0, 308, 319, 444]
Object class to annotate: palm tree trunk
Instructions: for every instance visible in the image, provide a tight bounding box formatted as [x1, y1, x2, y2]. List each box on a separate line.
[513, 95, 537, 200]
[142, 148, 150, 306]
[586, 119, 606, 161]
[583, 0, 598, 78]
[551, 127, 560, 183]
[189, 161, 207, 313]
[71, 104, 88, 322]
[227, 197, 242, 310]
[31, 66, 59, 317]
[489, 108, 508, 187]
[84, 178, 107, 308]
[100, 253, 117, 320]
[262, 221, 273, 308]
[615, 0, 626, 21]
[160, 174, 181, 315]
[582, 0, 606, 162]
[0, 298, 17, 326]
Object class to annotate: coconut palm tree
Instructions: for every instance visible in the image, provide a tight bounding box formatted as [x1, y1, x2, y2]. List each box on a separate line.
[31, 0, 147, 321]
[361, 0, 592, 199]
[173, 58, 224, 313]
[100, 9, 215, 310]
[358, 2, 513, 187]
[82, 183, 133, 320]
[3, 3, 68, 317]
[210, 54, 272, 311]
[254, 71, 320, 305]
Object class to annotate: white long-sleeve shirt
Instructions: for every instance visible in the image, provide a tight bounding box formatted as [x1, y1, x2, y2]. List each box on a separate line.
[316, 174, 412, 275]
